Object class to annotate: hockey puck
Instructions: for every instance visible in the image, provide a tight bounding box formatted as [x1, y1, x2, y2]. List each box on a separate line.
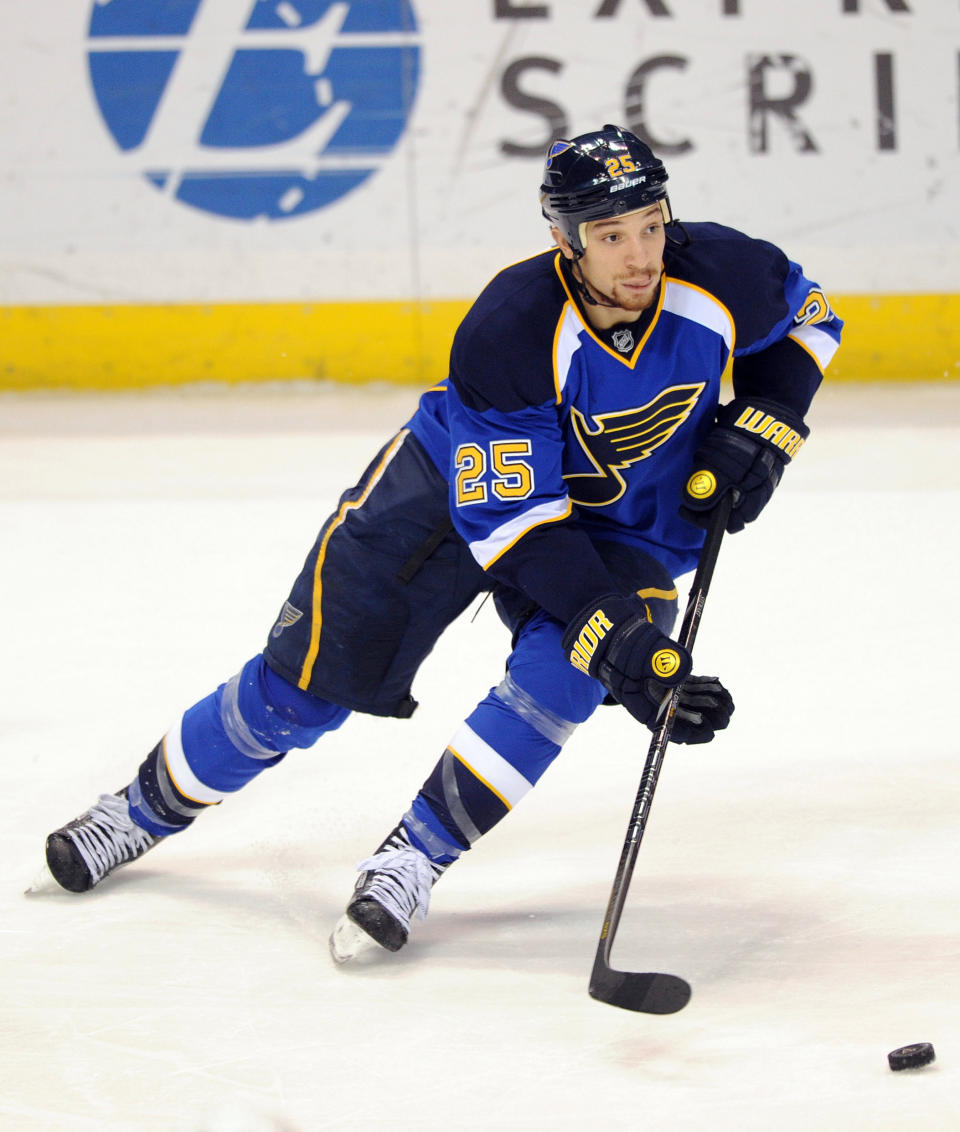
[888, 1042, 936, 1071]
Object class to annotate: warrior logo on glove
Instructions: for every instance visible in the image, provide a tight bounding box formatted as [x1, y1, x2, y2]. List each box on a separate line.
[568, 608, 614, 674]
[680, 396, 810, 535]
[685, 470, 717, 500]
[733, 404, 805, 458]
[561, 593, 733, 743]
[651, 648, 682, 678]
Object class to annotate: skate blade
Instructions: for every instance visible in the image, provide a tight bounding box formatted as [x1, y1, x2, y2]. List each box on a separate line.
[24, 862, 62, 896]
[328, 914, 384, 965]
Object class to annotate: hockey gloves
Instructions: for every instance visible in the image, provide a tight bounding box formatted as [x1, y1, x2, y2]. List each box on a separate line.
[562, 593, 733, 744]
[680, 397, 809, 534]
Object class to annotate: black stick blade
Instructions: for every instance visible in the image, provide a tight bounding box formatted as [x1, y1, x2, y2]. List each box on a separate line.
[589, 963, 691, 1015]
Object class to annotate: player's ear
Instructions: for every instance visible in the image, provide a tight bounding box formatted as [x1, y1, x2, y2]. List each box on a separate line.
[551, 226, 574, 260]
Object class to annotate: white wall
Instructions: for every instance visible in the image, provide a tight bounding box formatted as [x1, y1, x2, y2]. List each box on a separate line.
[3, 0, 958, 306]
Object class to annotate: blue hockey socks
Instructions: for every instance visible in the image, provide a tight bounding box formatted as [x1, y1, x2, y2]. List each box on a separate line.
[128, 654, 350, 836]
[405, 648, 601, 862]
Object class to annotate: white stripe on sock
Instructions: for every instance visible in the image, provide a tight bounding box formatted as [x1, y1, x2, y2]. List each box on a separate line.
[446, 723, 533, 810]
[163, 723, 225, 806]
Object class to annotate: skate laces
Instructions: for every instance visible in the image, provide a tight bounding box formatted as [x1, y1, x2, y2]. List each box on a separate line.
[68, 793, 156, 885]
[356, 835, 442, 930]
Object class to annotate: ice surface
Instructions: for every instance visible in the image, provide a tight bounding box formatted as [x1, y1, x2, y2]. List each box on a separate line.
[1, 382, 958, 1131]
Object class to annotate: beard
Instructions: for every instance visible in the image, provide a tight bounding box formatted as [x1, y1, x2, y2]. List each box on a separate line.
[608, 280, 658, 312]
[577, 266, 660, 313]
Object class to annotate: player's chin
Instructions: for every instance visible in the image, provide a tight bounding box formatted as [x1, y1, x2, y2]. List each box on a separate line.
[614, 286, 656, 312]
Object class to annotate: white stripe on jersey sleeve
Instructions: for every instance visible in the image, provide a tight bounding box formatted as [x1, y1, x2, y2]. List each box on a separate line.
[788, 323, 841, 372]
[467, 496, 572, 569]
[554, 303, 585, 397]
[448, 722, 534, 810]
[662, 279, 735, 352]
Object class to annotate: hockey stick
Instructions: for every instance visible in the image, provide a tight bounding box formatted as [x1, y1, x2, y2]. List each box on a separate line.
[589, 493, 732, 1014]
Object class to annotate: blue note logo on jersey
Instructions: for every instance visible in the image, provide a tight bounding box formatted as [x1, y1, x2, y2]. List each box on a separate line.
[564, 383, 705, 507]
[86, 0, 421, 221]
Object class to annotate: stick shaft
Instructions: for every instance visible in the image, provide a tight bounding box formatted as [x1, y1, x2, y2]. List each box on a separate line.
[594, 496, 732, 966]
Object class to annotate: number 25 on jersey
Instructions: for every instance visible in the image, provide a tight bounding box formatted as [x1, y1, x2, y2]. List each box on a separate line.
[455, 440, 535, 505]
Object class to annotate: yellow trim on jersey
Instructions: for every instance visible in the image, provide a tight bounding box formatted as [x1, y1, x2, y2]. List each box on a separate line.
[550, 304, 570, 405]
[786, 330, 825, 372]
[551, 251, 666, 367]
[478, 498, 573, 570]
[297, 429, 409, 690]
[637, 585, 679, 603]
[662, 276, 737, 370]
[787, 324, 841, 374]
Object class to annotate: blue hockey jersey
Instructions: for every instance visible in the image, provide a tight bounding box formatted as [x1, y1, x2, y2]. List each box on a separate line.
[408, 221, 842, 624]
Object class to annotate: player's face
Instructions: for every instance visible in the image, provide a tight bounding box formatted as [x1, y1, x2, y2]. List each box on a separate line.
[554, 205, 666, 326]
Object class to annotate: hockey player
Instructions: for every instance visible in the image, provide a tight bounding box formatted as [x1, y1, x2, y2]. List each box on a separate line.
[41, 126, 842, 963]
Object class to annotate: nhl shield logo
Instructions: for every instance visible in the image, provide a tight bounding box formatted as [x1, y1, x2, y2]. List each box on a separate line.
[611, 329, 634, 354]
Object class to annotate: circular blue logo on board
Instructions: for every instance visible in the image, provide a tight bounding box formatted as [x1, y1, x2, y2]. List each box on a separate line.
[86, 0, 421, 221]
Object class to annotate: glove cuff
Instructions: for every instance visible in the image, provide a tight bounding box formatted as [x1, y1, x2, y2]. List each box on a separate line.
[561, 593, 647, 677]
[562, 593, 690, 689]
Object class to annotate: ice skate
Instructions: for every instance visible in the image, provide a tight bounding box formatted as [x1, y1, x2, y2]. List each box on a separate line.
[329, 824, 451, 963]
[40, 788, 160, 893]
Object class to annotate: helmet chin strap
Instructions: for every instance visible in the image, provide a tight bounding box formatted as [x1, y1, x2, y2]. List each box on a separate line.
[571, 222, 619, 308]
[571, 259, 621, 310]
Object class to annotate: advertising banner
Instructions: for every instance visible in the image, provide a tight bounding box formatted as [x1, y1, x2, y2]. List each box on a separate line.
[3, 0, 958, 387]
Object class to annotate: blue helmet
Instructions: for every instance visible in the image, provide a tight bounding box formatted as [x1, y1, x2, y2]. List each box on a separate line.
[540, 124, 671, 258]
